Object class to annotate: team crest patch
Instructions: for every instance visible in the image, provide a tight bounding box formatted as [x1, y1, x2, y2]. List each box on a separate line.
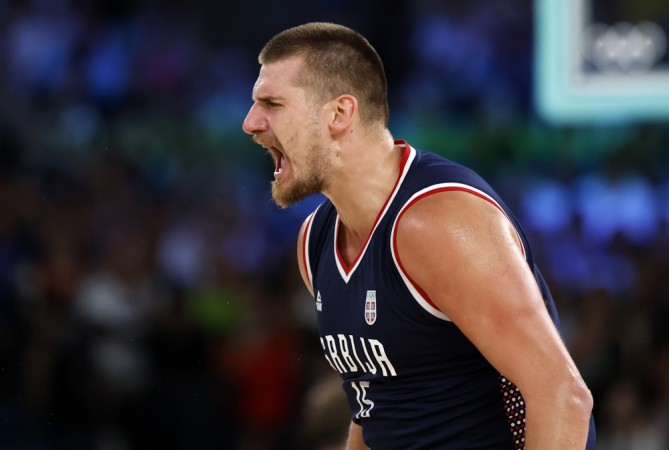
[365, 290, 377, 325]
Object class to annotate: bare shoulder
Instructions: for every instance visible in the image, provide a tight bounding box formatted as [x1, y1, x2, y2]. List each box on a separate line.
[396, 189, 522, 262]
[395, 189, 528, 319]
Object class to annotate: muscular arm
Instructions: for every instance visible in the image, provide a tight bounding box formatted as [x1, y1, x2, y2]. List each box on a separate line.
[346, 422, 369, 450]
[396, 191, 592, 450]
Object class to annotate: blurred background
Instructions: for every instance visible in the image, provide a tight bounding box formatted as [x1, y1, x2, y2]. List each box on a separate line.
[0, 0, 668, 449]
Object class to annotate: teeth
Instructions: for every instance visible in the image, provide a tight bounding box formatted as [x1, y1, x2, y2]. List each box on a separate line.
[269, 147, 285, 176]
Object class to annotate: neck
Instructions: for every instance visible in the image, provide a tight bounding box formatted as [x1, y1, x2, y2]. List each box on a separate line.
[322, 128, 403, 248]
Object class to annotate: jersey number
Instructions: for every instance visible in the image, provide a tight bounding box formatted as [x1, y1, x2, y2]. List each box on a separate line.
[351, 381, 374, 418]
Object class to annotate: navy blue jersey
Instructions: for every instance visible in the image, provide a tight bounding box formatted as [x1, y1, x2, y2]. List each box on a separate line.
[302, 141, 596, 450]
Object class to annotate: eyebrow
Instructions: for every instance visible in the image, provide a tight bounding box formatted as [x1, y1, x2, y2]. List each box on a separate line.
[253, 95, 284, 104]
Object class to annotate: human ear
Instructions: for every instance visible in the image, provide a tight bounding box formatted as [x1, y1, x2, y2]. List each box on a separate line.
[328, 94, 357, 135]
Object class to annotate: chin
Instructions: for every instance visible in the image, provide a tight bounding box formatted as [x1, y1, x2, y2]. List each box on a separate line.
[271, 181, 293, 209]
[271, 180, 318, 209]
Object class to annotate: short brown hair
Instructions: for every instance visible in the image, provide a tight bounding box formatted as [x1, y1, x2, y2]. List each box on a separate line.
[259, 22, 389, 127]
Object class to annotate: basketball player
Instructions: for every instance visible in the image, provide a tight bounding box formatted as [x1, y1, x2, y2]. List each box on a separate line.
[242, 23, 596, 450]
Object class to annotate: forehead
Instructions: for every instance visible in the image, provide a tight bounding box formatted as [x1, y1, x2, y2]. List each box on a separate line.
[252, 56, 306, 100]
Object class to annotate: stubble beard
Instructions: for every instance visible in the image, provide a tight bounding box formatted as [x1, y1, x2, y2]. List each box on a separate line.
[271, 142, 331, 209]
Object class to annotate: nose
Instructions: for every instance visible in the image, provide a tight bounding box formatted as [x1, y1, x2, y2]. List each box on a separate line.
[242, 103, 268, 135]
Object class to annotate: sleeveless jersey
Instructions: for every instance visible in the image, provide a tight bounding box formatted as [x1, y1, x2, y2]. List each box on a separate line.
[302, 140, 596, 450]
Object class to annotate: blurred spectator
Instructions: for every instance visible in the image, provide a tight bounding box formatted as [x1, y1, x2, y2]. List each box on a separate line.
[69, 224, 169, 448]
[597, 378, 668, 450]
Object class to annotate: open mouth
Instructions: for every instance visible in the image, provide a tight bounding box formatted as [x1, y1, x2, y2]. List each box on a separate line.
[268, 146, 285, 176]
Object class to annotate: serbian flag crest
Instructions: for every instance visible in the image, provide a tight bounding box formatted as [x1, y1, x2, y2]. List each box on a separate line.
[365, 290, 377, 325]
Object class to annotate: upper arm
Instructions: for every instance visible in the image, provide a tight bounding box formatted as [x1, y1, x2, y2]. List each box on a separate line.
[297, 213, 315, 297]
[395, 191, 583, 401]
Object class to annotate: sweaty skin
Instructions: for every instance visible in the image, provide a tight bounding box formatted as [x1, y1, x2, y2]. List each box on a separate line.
[394, 191, 592, 450]
[244, 57, 332, 208]
[297, 191, 593, 450]
[249, 54, 592, 450]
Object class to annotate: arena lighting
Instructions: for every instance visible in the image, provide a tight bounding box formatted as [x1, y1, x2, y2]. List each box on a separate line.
[535, 0, 669, 124]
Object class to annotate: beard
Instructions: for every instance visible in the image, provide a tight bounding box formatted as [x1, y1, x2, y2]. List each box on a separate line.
[271, 142, 331, 208]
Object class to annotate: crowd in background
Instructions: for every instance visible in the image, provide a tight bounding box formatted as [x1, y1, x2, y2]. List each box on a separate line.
[0, 0, 668, 449]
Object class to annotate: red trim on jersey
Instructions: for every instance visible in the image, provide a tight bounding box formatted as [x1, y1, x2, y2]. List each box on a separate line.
[392, 186, 518, 313]
[302, 211, 316, 290]
[335, 141, 411, 275]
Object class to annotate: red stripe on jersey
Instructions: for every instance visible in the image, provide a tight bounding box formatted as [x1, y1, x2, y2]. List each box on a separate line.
[335, 141, 412, 275]
[392, 186, 524, 313]
[302, 212, 316, 290]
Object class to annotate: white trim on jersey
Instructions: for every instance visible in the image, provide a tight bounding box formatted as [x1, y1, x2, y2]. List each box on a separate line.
[334, 145, 417, 284]
[390, 182, 527, 321]
[303, 205, 320, 292]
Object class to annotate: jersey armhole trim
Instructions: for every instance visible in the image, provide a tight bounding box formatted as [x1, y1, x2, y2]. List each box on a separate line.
[390, 183, 527, 321]
[303, 207, 319, 292]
